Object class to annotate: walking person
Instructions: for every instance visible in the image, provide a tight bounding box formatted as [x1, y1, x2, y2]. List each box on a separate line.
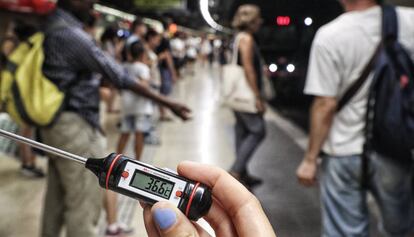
[296, 0, 414, 236]
[39, 1, 190, 237]
[228, 4, 266, 188]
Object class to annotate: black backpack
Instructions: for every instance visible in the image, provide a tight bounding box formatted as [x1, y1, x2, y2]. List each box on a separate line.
[338, 5, 414, 163]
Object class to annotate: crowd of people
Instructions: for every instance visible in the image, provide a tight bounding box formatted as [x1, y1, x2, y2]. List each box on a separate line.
[1, 0, 414, 237]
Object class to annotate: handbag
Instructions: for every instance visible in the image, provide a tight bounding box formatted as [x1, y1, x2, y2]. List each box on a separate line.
[221, 33, 258, 113]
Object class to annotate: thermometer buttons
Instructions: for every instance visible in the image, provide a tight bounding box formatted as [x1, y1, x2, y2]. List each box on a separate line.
[121, 171, 129, 179]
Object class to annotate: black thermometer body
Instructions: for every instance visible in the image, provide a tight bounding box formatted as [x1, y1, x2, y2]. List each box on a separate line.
[85, 153, 212, 221]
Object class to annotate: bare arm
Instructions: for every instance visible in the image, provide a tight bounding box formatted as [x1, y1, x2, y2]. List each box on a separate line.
[239, 34, 261, 98]
[297, 96, 337, 186]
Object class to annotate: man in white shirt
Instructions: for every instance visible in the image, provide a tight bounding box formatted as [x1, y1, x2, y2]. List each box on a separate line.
[296, 0, 414, 236]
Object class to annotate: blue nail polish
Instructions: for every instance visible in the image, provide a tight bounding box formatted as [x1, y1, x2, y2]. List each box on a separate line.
[154, 208, 177, 230]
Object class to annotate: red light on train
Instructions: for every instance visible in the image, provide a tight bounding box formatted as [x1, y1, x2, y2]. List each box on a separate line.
[276, 16, 291, 26]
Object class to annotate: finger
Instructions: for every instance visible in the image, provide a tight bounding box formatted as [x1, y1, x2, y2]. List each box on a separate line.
[151, 201, 202, 237]
[177, 161, 252, 216]
[203, 199, 237, 237]
[177, 161, 275, 237]
[143, 205, 161, 237]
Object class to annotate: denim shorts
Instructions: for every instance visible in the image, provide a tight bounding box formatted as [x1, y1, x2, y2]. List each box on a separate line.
[120, 114, 152, 133]
[320, 152, 413, 237]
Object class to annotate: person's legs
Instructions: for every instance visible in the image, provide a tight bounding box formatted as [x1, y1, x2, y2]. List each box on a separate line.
[40, 113, 104, 237]
[230, 112, 266, 175]
[117, 133, 130, 154]
[159, 69, 173, 121]
[134, 131, 144, 160]
[104, 190, 118, 226]
[40, 159, 64, 237]
[369, 152, 414, 237]
[19, 125, 44, 177]
[320, 155, 369, 237]
[230, 112, 248, 179]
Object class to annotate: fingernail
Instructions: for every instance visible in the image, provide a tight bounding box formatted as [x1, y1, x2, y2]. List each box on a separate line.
[153, 208, 177, 230]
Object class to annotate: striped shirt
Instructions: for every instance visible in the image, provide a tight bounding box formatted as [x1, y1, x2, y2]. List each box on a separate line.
[43, 8, 136, 128]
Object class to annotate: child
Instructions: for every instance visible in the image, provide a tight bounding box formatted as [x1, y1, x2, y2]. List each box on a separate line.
[117, 41, 154, 160]
[105, 41, 153, 237]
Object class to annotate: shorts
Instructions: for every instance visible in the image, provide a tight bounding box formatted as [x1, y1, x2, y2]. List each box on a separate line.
[120, 114, 152, 133]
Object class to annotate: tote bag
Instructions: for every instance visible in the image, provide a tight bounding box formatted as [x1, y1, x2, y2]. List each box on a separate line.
[221, 34, 258, 113]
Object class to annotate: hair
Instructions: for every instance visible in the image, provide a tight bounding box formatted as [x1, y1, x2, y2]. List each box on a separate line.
[145, 28, 160, 42]
[130, 17, 145, 32]
[85, 13, 97, 28]
[57, 0, 69, 8]
[231, 4, 261, 31]
[13, 20, 37, 41]
[101, 26, 118, 43]
[129, 41, 145, 60]
[376, 0, 384, 4]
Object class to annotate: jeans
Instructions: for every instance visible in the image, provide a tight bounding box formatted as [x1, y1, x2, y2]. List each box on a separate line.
[321, 152, 414, 237]
[231, 112, 266, 174]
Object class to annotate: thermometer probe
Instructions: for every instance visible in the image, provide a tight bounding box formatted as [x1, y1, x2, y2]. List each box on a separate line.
[0, 129, 212, 221]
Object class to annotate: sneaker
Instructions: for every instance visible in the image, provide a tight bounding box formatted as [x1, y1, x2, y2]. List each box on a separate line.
[118, 223, 133, 235]
[105, 224, 133, 237]
[21, 165, 45, 178]
[105, 228, 122, 237]
[241, 173, 263, 188]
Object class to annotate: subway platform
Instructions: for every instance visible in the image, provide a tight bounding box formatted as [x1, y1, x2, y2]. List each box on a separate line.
[0, 64, 380, 237]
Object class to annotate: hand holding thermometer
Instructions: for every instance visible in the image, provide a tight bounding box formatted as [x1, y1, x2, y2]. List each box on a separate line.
[0, 129, 212, 221]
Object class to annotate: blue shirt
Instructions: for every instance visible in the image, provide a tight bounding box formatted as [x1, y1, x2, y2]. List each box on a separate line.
[43, 8, 136, 128]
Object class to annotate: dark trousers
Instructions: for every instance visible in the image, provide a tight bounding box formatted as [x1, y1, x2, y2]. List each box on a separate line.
[231, 112, 266, 174]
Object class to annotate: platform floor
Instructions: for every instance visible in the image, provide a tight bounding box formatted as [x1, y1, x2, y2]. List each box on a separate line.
[0, 64, 381, 237]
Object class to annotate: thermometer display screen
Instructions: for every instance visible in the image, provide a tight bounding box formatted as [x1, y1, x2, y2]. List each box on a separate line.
[130, 170, 175, 199]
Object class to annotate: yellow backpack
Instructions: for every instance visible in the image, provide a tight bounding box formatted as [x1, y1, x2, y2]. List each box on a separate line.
[0, 32, 65, 127]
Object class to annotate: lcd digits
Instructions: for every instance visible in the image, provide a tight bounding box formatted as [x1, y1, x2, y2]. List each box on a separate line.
[130, 170, 175, 199]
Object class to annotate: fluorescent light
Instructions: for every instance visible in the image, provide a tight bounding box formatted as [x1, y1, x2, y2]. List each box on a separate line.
[269, 64, 278, 73]
[94, 4, 164, 32]
[200, 0, 231, 33]
[287, 64, 295, 73]
[304, 17, 313, 26]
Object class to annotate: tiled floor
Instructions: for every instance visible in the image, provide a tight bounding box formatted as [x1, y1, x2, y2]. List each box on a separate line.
[0, 64, 332, 237]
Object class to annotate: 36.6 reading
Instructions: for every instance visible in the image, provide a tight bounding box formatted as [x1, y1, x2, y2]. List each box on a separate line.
[145, 177, 173, 198]
[130, 171, 175, 199]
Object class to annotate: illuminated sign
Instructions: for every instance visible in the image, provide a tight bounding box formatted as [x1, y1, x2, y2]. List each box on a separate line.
[276, 16, 291, 26]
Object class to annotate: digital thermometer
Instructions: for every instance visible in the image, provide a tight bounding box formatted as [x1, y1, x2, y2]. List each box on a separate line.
[0, 129, 212, 221]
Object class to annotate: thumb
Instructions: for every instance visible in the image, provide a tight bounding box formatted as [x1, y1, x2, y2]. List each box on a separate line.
[151, 202, 199, 237]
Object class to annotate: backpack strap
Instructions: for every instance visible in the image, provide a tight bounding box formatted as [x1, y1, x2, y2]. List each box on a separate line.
[336, 5, 396, 112]
[336, 43, 382, 112]
[382, 5, 398, 44]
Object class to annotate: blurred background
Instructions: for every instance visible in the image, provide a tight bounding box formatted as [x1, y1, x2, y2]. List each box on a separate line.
[1, 0, 413, 237]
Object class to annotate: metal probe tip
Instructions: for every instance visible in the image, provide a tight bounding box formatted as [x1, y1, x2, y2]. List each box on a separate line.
[0, 129, 87, 164]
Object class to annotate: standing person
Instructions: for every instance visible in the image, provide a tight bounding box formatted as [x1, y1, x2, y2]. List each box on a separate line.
[117, 41, 153, 161]
[39, 1, 190, 237]
[228, 4, 266, 188]
[200, 36, 212, 67]
[122, 18, 148, 62]
[157, 30, 179, 121]
[144, 28, 163, 145]
[106, 41, 154, 237]
[296, 0, 414, 236]
[101, 26, 122, 113]
[9, 21, 46, 178]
